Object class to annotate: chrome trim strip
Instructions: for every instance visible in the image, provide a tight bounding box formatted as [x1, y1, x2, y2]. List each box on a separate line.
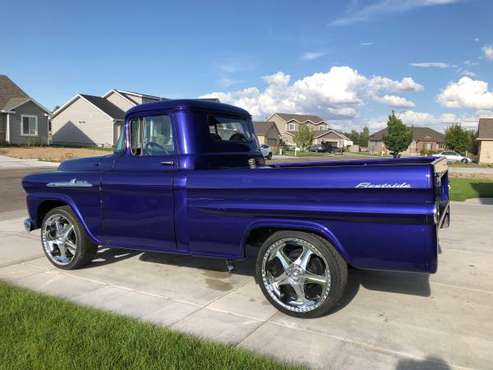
[47, 178, 93, 188]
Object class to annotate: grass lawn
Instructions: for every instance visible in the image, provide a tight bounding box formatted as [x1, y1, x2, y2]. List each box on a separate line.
[449, 178, 493, 201]
[0, 282, 298, 370]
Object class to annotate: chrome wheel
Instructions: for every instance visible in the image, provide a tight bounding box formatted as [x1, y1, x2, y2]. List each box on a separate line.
[42, 214, 78, 266]
[261, 237, 331, 313]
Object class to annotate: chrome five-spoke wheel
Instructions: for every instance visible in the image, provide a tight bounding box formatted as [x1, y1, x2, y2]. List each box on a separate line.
[256, 231, 347, 318]
[42, 214, 78, 266]
[41, 206, 97, 270]
[262, 237, 330, 313]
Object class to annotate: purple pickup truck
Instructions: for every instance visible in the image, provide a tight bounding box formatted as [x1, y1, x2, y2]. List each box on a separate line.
[23, 100, 450, 318]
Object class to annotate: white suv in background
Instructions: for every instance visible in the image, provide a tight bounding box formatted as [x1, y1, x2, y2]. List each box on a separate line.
[260, 144, 272, 159]
[436, 150, 472, 163]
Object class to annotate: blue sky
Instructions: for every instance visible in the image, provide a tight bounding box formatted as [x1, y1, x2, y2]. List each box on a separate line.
[2, 0, 492, 131]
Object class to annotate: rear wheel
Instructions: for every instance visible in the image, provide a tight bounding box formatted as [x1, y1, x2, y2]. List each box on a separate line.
[256, 230, 347, 318]
[461, 158, 468, 163]
[41, 206, 97, 270]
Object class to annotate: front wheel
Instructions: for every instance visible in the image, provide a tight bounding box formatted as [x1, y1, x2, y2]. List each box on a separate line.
[256, 231, 347, 318]
[461, 158, 468, 164]
[41, 206, 97, 270]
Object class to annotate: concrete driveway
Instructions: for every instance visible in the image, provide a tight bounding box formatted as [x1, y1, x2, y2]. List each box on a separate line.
[0, 155, 58, 170]
[1, 203, 492, 369]
[0, 158, 492, 369]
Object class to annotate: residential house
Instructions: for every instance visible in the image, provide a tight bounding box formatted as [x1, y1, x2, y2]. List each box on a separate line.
[51, 89, 163, 147]
[477, 118, 493, 164]
[369, 126, 445, 155]
[267, 113, 352, 148]
[0, 75, 50, 145]
[254, 121, 281, 150]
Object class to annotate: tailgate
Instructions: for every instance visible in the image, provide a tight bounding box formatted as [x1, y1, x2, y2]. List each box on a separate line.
[432, 157, 450, 228]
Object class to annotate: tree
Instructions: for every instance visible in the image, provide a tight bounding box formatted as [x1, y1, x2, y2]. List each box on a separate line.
[444, 124, 471, 154]
[468, 129, 479, 155]
[383, 112, 413, 158]
[293, 125, 314, 150]
[360, 127, 369, 147]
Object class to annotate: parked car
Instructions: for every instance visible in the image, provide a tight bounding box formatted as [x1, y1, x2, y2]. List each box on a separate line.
[260, 144, 272, 159]
[436, 151, 472, 163]
[22, 100, 450, 318]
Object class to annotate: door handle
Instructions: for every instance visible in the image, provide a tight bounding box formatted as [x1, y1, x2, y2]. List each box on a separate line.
[160, 161, 175, 166]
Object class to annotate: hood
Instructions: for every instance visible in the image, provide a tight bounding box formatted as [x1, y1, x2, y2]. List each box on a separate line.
[57, 155, 108, 172]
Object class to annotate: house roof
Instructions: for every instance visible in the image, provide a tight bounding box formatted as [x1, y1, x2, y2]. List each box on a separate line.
[273, 113, 325, 124]
[2, 97, 31, 111]
[0, 75, 50, 114]
[478, 118, 493, 139]
[254, 121, 280, 136]
[370, 126, 445, 143]
[79, 94, 125, 120]
[0, 75, 28, 110]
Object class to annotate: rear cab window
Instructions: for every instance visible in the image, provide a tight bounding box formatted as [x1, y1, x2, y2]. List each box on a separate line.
[205, 114, 259, 153]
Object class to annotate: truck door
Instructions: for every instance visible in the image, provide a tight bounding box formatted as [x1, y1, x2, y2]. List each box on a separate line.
[101, 114, 177, 251]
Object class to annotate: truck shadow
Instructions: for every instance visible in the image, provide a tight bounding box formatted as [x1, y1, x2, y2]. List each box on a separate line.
[89, 248, 431, 314]
[137, 252, 431, 313]
[330, 268, 431, 314]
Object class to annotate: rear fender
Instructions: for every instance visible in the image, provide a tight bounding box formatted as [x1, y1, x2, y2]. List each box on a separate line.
[27, 192, 101, 245]
[242, 218, 351, 264]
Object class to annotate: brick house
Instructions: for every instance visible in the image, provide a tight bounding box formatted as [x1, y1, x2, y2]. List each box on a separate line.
[369, 127, 445, 155]
[267, 113, 352, 148]
[254, 121, 281, 150]
[477, 118, 493, 164]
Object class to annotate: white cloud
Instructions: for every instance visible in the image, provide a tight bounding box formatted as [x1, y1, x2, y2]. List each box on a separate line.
[482, 45, 493, 61]
[360, 42, 374, 46]
[202, 66, 423, 120]
[300, 51, 327, 61]
[464, 59, 479, 67]
[374, 95, 416, 108]
[410, 62, 457, 68]
[437, 77, 493, 109]
[367, 76, 424, 92]
[332, 0, 464, 26]
[460, 70, 476, 78]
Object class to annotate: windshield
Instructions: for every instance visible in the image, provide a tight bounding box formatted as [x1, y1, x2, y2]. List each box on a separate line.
[205, 114, 259, 153]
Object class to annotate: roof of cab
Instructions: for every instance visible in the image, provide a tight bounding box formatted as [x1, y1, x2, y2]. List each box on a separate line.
[125, 99, 250, 118]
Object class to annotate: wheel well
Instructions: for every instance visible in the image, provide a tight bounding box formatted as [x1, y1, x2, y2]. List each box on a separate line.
[37, 200, 67, 225]
[244, 227, 339, 258]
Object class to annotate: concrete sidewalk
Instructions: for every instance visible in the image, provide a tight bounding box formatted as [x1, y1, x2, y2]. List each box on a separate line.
[1, 202, 492, 369]
[0, 155, 59, 170]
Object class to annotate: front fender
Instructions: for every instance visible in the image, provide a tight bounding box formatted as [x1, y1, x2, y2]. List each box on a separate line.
[27, 192, 102, 245]
[241, 218, 351, 265]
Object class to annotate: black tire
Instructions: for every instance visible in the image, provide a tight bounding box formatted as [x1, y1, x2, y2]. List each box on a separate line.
[41, 206, 97, 270]
[267, 153, 272, 160]
[256, 230, 347, 318]
[461, 158, 468, 164]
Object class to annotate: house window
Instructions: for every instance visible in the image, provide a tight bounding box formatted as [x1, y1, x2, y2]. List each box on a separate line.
[288, 123, 297, 131]
[21, 115, 38, 136]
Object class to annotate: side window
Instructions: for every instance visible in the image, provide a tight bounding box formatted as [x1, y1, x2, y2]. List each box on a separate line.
[142, 115, 175, 155]
[130, 115, 175, 156]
